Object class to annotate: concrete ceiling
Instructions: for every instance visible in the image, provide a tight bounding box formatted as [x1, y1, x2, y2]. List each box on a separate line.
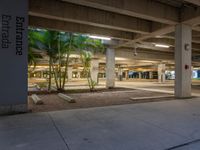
[28, 0, 200, 67]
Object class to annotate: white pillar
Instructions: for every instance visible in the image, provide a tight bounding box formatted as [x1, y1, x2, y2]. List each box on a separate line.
[158, 64, 165, 83]
[149, 72, 153, 79]
[106, 48, 115, 88]
[118, 67, 123, 81]
[90, 59, 99, 83]
[175, 24, 192, 98]
[68, 67, 73, 81]
[138, 72, 142, 79]
[77, 71, 80, 79]
[191, 66, 194, 79]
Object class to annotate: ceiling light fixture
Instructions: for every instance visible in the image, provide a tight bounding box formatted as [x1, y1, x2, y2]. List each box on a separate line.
[89, 35, 111, 40]
[155, 44, 170, 48]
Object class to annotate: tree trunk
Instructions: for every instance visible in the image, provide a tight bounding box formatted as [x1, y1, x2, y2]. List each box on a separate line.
[52, 63, 59, 90]
[62, 52, 70, 89]
[59, 63, 62, 89]
[48, 57, 52, 91]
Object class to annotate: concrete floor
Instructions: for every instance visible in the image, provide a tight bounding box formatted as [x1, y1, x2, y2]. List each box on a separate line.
[116, 80, 200, 97]
[28, 79, 200, 94]
[1, 98, 200, 150]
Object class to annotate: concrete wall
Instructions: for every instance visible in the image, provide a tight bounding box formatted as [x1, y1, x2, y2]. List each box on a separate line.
[0, 0, 28, 114]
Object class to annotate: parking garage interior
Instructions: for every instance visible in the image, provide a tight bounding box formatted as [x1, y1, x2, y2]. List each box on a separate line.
[1, 1, 200, 150]
[28, 1, 199, 91]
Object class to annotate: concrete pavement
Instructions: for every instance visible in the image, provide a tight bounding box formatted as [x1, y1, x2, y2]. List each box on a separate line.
[1, 98, 200, 150]
[116, 80, 200, 97]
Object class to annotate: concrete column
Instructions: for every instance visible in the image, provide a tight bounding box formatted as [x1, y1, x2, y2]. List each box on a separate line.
[191, 66, 194, 79]
[149, 72, 153, 79]
[158, 64, 165, 83]
[0, 0, 28, 114]
[125, 70, 129, 80]
[41, 71, 44, 78]
[175, 24, 192, 98]
[77, 71, 81, 79]
[118, 67, 123, 81]
[90, 59, 99, 83]
[138, 72, 142, 79]
[68, 67, 73, 81]
[106, 48, 115, 88]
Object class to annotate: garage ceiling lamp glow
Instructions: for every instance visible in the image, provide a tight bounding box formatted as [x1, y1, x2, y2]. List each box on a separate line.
[89, 35, 111, 40]
[155, 44, 170, 48]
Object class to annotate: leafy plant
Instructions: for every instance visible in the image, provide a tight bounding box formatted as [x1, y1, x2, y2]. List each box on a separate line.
[28, 28, 105, 92]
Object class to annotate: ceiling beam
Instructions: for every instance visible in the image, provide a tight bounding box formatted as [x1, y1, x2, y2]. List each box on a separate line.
[29, 0, 162, 34]
[61, 0, 179, 25]
[29, 16, 135, 40]
[116, 47, 200, 62]
[118, 8, 200, 48]
[160, 32, 200, 44]
[183, 0, 200, 6]
[116, 48, 174, 61]
[181, 5, 200, 26]
[124, 43, 174, 53]
[193, 26, 200, 32]
[116, 26, 175, 48]
[144, 38, 200, 50]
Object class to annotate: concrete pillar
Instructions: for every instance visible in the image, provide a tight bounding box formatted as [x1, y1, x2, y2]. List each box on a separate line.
[90, 59, 99, 83]
[118, 67, 123, 81]
[40, 71, 43, 78]
[149, 71, 153, 79]
[106, 48, 115, 88]
[158, 64, 165, 83]
[175, 24, 192, 98]
[0, 0, 28, 114]
[191, 66, 194, 79]
[68, 67, 73, 81]
[41, 71, 44, 78]
[138, 72, 142, 79]
[125, 70, 129, 80]
[77, 71, 81, 79]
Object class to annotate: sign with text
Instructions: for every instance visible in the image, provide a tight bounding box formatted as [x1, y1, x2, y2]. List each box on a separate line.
[0, 0, 28, 106]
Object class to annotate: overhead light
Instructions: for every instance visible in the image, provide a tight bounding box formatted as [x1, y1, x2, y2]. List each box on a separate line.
[115, 57, 127, 61]
[155, 36, 162, 38]
[89, 35, 111, 40]
[155, 44, 170, 48]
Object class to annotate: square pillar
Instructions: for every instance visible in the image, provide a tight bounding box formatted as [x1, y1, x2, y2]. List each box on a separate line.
[0, 0, 28, 114]
[175, 24, 192, 98]
[106, 48, 115, 88]
[138, 72, 142, 79]
[125, 70, 129, 80]
[68, 67, 73, 81]
[77, 71, 81, 79]
[158, 64, 165, 83]
[118, 67, 123, 81]
[149, 71, 153, 79]
[191, 66, 194, 79]
[90, 59, 99, 83]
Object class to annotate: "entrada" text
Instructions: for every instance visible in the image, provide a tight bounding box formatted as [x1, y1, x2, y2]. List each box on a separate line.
[1, 15, 12, 48]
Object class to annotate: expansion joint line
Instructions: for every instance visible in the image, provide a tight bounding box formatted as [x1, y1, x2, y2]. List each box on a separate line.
[48, 113, 71, 150]
[165, 139, 200, 150]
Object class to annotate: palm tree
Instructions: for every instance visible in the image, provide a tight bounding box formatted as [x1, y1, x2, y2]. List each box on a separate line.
[47, 32, 78, 91]
[28, 28, 42, 76]
[28, 28, 105, 92]
[61, 33, 77, 90]
[30, 30, 59, 91]
[74, 35, 105, 91]
[80, 50, 96, 90]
